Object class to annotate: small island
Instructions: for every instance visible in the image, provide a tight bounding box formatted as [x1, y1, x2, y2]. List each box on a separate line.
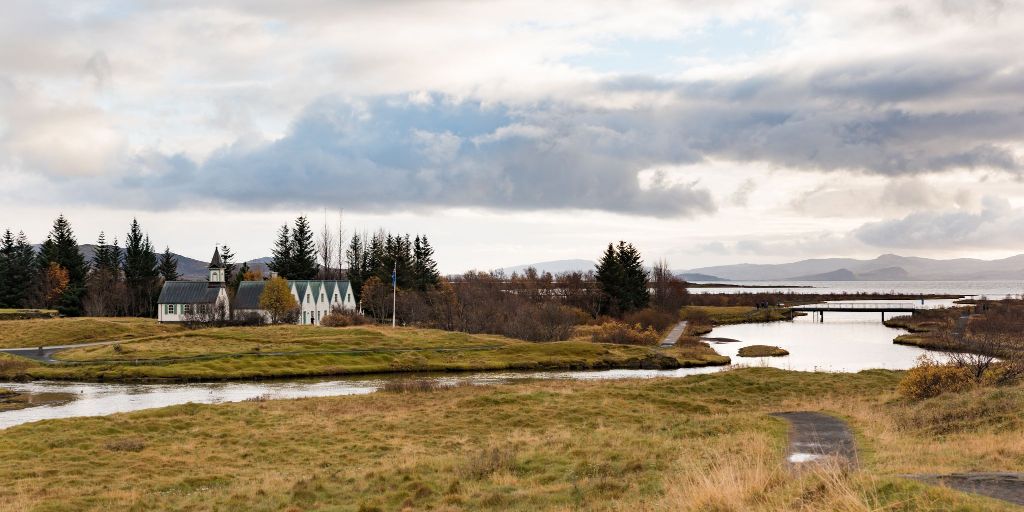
[737, 345, 790, 357]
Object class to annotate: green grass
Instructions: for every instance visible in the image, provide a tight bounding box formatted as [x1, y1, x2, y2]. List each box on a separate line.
[3, 325, 729, 382]
[0, 368, 1018, 511]
[737, 345, 789, 357]
[0, 317, 183, 348]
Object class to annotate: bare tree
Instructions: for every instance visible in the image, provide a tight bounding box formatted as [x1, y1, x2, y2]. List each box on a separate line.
[317, 208, 335, 279]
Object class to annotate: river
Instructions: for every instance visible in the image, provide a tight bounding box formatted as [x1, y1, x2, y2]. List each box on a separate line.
[0, 299, 955, 430]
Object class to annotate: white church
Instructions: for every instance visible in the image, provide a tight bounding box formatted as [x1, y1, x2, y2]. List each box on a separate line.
[156, 248, 357, 325]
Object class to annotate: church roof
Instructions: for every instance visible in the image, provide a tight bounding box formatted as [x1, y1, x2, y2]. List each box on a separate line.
[208, 247, 224, 269]
[157, 281, 222, 304]
[234, 281, 267, 310]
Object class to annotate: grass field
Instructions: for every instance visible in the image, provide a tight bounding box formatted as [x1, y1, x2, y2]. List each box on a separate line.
[2, 325, 729, 382]
[0, 368, 1019, 510]
[681, 306, 795, 335]
[0, 317, 183, 348]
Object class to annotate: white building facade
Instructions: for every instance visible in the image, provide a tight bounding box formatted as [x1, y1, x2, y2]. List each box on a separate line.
[156, 248, 231, 323]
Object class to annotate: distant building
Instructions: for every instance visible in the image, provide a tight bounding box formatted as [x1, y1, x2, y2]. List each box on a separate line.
[234, 279, 356, 325]
[156, 248, 231, 322]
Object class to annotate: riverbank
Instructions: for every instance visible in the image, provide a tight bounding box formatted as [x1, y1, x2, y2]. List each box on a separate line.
[0, 325, 729, 383]
[680, 306, 796, 336]
[0, 317, 183, 349]
[0, 368, 1018, 510]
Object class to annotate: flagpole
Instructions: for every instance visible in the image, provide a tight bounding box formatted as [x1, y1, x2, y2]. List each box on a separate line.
[391, 261, 397, 328]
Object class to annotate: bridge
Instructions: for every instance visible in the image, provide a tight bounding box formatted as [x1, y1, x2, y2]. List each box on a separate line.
[790, 302, 922, 322]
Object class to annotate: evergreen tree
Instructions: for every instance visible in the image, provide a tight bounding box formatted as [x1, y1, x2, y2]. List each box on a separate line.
[345, 232, 366, 302]
[412, 235, 440, 291]
[36, 215, 89, 315]
[616, 241, 649, 311]
[123, 219, 159, 317]
[158, 246, 180, 281]
[268, 224, 293, 278]
[290, 215, 318, 279]
[0, 230, 14, 307]
[91, 232, 112, 274]
[8, 232, 36, 308]
[594, 243, 622, 314]
[86, 231, 122, 316]
[230, 261, 250, 292]
[220, 244, 237, 284]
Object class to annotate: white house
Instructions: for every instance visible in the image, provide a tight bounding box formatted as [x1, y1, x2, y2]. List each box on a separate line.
[234, 279, 357, 325]
[156, 248, 231, 323]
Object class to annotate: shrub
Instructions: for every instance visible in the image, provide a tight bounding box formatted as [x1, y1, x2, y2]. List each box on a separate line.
[591, 321, 660, 346]
[898, 356, 974, 400]
[321, 309, 371, 327]
[622, 307, 678, 332]
[503, 303, 581, 342]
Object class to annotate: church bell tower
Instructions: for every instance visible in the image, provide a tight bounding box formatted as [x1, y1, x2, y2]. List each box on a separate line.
[208, 247, 226, 288]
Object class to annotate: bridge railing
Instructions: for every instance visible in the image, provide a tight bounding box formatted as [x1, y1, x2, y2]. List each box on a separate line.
[792, 302, 919, 310]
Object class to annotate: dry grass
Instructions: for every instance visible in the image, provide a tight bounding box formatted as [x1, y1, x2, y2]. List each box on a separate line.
[0, 317, 183, 348]
[0, 368, 1019, 511]
[3, 325, 727, 382]
[737, 345, 790, 358]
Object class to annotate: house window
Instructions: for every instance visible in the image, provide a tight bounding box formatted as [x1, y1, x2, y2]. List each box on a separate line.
[306, 294, 311, 303]
[165, 304, 175, 314]
[183, 304, 192, 315]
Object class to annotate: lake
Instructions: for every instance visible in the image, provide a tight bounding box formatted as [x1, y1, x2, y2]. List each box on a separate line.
[691, 280, 1024, 297]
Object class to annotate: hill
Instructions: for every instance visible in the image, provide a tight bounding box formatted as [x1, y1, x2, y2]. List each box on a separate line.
[686, 254, 1024, 281]
[498, 259, 596, 275]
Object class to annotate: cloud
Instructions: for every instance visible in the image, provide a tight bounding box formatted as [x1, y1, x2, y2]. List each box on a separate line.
[853, 197, 1024, 249]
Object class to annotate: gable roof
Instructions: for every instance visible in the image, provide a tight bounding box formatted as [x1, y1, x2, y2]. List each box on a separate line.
[157, 281, 222, 304]
[234, 281, 267, 310]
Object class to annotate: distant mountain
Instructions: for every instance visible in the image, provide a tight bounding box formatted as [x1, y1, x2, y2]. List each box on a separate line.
[678, 272, 728, 282]
[499, 259, 596, 275]
[34, 245, 273, 280]
[686, 254, 1024, 281]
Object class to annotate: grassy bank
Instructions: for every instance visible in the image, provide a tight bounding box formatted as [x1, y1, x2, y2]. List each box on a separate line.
[0, 309, 58, 321]
[737, 345, 789, 357]
[0, 368, 1019, 510]
[681, 306, 795, 336]
[2, 326, 729, 382]
[0, 317, 183, 348]
[884, 309, 966, 351]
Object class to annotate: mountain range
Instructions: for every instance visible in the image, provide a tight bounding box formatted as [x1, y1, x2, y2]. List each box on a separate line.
[39, 245, 272, 280]
[685, 254, 1024, 281]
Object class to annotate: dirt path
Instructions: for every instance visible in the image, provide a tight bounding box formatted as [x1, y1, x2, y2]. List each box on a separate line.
[771, 411, 857, 467]
[909, 473, 1024, 506]
[659, 321, 687, 347]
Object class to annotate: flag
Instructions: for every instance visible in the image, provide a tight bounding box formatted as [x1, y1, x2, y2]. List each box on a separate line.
[392, 264, 397, 287]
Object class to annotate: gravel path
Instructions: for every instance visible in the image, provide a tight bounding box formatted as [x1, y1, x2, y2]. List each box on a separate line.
[771, 411, 857, 468]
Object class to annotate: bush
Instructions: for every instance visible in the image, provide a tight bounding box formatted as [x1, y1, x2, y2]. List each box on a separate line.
[591, 321, 660, 346]
[503, 303, 581, 342]
[622, 307, 678, 332]
[321, 309, 371, 327]
[898, 356, 974, 400]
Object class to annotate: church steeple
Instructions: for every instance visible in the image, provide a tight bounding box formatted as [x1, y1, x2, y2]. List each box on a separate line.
[208, 247, 225, 287]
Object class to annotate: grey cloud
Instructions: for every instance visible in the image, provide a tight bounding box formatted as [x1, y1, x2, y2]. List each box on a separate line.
[853, 197, 1024, 249]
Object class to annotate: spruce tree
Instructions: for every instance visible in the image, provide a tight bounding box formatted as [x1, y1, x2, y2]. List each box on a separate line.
[616, 241, 649, 311]
[345, 232, 365, 302]
[290, 215, 318, 279]
[91, 232, 111, 273]
[220, 244, 237, 284]
[123, 219, 159, 316]
[6, 232, 36, 308]
[412, 235, 440, 291]
[595, 243, 622, 314]
[268, 224, 293, 278]
[0, 229, 13, 307]
[158, 246, 180, 281]
[36, 215, 89, 315]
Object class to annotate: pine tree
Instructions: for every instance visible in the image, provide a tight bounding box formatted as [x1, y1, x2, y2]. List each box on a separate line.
[345, 232, 365, 302]
[268, 225, 293, 278]
[595, 243, 622, 314]
[220, 244, 237, 284]
[123, 219, 159, 317]
[36, 215, 89, 315]
[290, 215, 318, 279]
[158, 246, 180, 281]
[412, 235, 440, 291]
[5, 232, 36, 308]
[0, 229, 14, 307]
[616, 241, 649, 311]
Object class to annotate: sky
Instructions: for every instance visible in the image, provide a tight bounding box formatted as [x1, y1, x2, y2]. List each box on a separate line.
[1, 0, 1023, 273]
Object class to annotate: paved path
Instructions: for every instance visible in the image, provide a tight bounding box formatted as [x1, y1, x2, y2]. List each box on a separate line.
[771, 411, 857, 468]
[908, 473, 1024, 506]
[659, 321, 688, 348]
[0, 340, 128, 363]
